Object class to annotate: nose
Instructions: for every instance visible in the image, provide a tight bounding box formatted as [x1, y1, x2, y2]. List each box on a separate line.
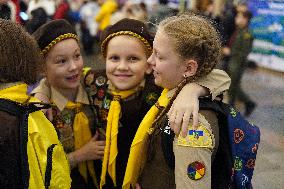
[68, 59, 79, 72]
[117, 59, 129, 71]
[147, 52, 155, 66]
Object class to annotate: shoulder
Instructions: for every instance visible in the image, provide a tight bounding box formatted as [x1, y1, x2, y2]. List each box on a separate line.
[176, 111, 218, 150]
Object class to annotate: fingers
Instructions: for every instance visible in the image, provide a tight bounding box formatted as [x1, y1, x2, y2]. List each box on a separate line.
[92, 132, 99, 141]
[192, 108, 199, 130]
[181, 110, 191, 138]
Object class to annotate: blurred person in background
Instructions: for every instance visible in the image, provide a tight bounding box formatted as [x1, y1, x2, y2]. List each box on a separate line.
[27, 0, 56, 18]
[25, 7, 48, 33]
[111, 1, 147, 24]
[0, 0, 16, 21]
[95, 0, 118, 34]
[224, 10, 257, 117]
[80, 0, 100, 55]
[147, 0, 179, 33]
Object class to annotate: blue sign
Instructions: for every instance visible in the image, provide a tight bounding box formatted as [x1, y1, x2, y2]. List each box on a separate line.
[248, 0, 284, 71]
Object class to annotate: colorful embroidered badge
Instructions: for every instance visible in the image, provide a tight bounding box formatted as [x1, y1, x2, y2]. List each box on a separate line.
[95, 76, 107, 86]
[177, 123, 213, 149]
[187, 161, 205, 180]
[145, 92, 159, 105]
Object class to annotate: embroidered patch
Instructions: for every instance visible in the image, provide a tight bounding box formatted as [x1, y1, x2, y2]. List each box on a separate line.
[145, 92, 159, 105]
[103, 97, 111, 109]
[95, 76, 107, 86]
[234, 128, 244, 144]
[177, 123, 213, 149]
[97, 89, 105, 99]
[187, 161, 205, 180]
[246, 159, 255, 169]
[234, 156, 243, 171]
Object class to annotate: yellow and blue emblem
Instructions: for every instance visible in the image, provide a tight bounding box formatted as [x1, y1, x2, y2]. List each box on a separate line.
[177, 122, 214, 149]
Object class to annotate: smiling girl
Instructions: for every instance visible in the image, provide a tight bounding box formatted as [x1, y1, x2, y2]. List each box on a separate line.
[32, 19, 105, 189]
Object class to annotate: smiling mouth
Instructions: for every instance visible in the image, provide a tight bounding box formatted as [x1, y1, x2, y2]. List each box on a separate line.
[66, 74, 79, 80]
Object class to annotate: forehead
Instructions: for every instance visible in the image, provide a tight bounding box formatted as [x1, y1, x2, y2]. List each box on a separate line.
[46, 38, 80, 56]
[153, 29, 173, 50]
[107, 35, 147, 53]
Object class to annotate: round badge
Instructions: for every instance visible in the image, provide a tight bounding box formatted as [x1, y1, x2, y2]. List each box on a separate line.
[187, 161, 205, 180]
[95, 76, 107, 86]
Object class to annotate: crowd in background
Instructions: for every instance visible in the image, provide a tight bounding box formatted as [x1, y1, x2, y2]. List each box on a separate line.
[0, 0, 257, 113]
[0, 0, 249, 53]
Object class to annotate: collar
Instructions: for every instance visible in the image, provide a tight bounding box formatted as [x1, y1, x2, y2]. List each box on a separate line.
[50, 83, 90, 111]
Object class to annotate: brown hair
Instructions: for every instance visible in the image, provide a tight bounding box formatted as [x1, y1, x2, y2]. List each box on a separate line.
[0, 19, 43, 84]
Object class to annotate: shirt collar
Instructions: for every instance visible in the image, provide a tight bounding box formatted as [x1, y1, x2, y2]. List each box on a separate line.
[51, 83, 89, 111]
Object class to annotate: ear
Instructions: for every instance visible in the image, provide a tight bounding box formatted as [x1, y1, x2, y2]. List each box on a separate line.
[184, 59, 198, 77]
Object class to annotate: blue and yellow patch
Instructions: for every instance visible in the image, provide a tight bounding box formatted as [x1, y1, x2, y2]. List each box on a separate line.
[177, 123, 213, 149]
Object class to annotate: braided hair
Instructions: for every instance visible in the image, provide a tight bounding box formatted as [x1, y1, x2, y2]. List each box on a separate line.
[0, 19, 43, 84]
[150, 13, 222, 137]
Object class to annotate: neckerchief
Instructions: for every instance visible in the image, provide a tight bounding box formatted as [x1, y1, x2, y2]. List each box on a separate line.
[65, 101, 98, 188]
[100, 89, 137, 188]
[121, 89, 169, 189]
[0, 83, 31, 103]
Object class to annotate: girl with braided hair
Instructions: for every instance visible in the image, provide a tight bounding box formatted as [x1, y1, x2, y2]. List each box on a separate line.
[137, 14, 231, 189]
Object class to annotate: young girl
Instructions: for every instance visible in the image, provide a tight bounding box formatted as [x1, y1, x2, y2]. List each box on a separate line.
[32, 19, 105, 189]
[82, 18, 230, 189]
[137, 14, 231, 189]
[0, 19, 70, 188]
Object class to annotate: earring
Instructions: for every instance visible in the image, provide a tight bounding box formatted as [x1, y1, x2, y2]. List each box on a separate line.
[183, 74, 187, 79]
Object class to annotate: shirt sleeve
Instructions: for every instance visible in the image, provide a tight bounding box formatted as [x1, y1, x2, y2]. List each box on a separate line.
[173, 111, 218, 189]
[195, 69, 231, 100]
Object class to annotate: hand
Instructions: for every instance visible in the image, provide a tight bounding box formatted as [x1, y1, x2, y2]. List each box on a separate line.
[167, 83, 207, 137]
[34, 92, 53, 121]
[71, 132, 106, 165]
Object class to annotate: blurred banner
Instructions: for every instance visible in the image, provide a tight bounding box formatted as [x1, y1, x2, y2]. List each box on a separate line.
[248, 0, 284, 72]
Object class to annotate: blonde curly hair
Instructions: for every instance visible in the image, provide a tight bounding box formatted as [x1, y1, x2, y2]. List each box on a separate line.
[0, 19, 43, 84]
[158, 13, 222, 82]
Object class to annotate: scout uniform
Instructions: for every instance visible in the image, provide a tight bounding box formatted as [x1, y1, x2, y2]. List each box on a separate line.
[138, 89, 221, 189]
[84, 69, 231, 189]
[31, 19, 99, 189]
[32, 79, 98, 189]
